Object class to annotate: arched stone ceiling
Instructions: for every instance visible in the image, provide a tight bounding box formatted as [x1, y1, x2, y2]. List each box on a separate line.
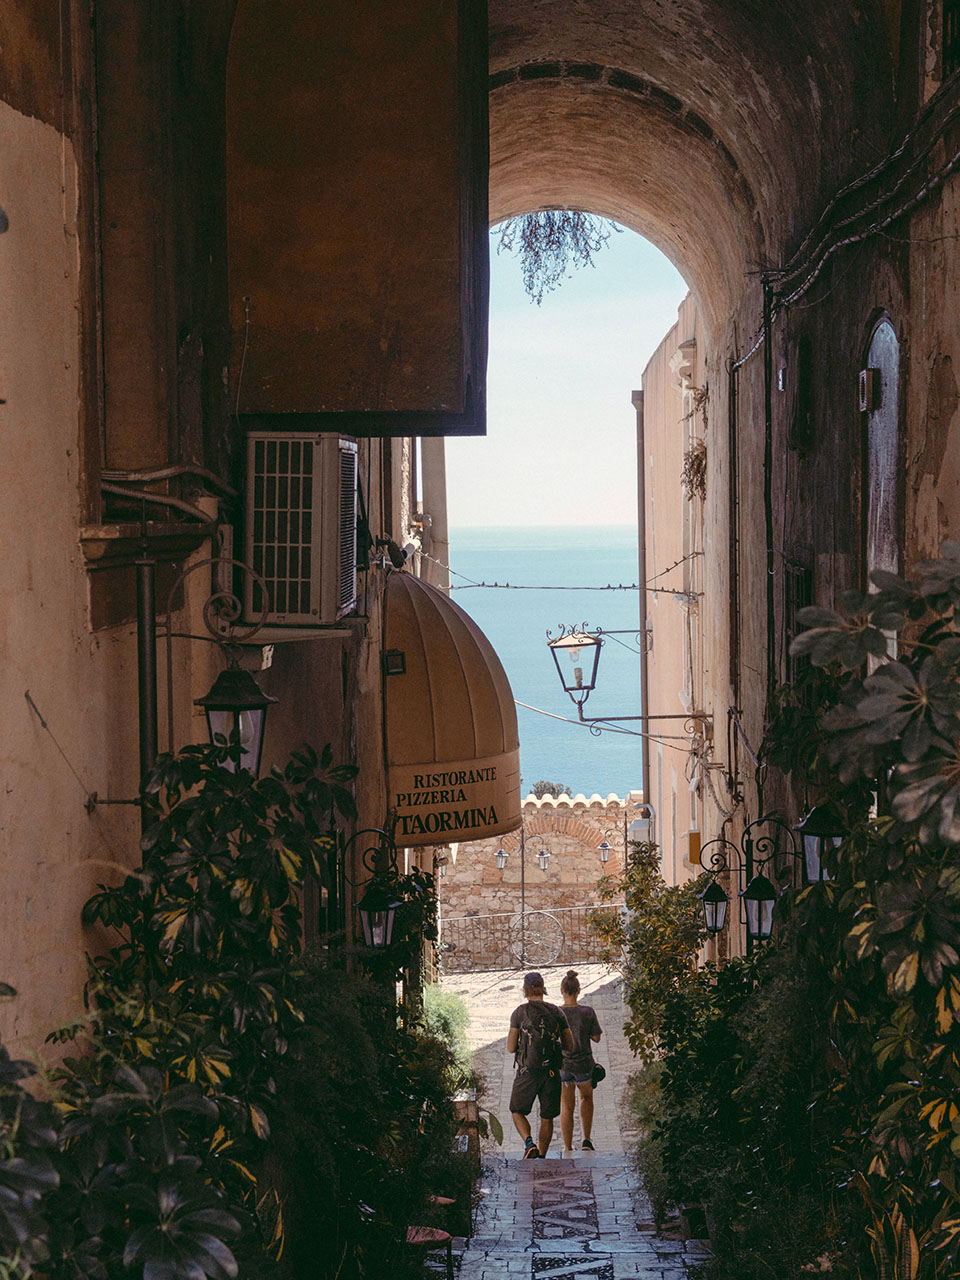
[489, 0, 896, 337]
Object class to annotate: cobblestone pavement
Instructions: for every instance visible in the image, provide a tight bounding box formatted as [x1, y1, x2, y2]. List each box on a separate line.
[441, 965, 710, 1278]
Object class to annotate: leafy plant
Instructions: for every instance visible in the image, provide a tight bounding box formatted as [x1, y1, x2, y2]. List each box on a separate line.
[496, 211, 620, 305]
[531, 780, 572, 799]
[40, 743, 357, 1279]
[0, 986, 59, 1280]
[268, 952, 473, 1278]
[422, 985, 471, 1084]
[589, 842, 708, 1061]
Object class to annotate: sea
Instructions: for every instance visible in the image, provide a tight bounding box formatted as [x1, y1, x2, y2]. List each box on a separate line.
[448, 526, 643, 799]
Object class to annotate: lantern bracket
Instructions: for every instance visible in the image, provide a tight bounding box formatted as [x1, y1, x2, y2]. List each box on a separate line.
[698, 814, 800, 947]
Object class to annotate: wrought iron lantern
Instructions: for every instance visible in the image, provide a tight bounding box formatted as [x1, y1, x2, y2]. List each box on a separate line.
[698, 816, 800, 948]
[195, 664, 277, 776]
[546, 627, 603, 706]
[598, 840, 611, 864]
[356, 878, 403, 950]
[698, 878, 729, 934]
[794, 803, 847, 884]
[740, 871, 778, 941]
[495, 847, 508, 870]
[537, 847, 550, 871]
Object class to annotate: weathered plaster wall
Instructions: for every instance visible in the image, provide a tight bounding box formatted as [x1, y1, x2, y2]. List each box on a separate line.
[640, 296, 707, 884]
[0, 101, 147, 1050]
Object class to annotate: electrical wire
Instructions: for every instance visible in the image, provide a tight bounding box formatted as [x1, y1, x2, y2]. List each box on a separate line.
[423, 550, 702, 593]
[732, 133, 960, 370]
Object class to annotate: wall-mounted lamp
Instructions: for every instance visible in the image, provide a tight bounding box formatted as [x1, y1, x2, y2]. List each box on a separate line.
[698, 816, 800, 947]
[357, 879, 403, 949]
[546, 628, 603, 705]
[547, 623, 711, 738]
[195, 663, 277, 777]
[342, 828, 405, 952]
[794, 803, 848, 884]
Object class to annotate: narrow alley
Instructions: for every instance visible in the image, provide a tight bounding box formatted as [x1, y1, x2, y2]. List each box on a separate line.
[443, 965, 711, 1278]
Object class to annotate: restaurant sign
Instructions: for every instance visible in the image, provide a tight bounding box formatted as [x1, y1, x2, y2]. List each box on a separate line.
[389, 750, 521, 845]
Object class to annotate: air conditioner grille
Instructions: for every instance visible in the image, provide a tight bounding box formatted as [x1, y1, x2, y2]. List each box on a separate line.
[249, 436, 316, 618]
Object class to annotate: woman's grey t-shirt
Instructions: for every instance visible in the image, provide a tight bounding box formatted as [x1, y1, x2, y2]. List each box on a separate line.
[560, 1004, 602, 1075]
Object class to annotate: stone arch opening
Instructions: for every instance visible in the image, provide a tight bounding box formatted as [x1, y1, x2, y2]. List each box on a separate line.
[488, 1, 895, 345]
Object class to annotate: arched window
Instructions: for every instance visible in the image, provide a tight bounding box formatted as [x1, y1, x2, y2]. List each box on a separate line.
[863, 318, 901, 581]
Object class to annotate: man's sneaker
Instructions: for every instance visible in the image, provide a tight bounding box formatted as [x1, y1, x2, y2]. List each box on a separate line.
[581, 1139, 595, 1151]
[523, 1140, 539, 1159]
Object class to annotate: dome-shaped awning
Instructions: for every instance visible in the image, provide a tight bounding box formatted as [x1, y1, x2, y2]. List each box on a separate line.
[383, 571, 521, 847]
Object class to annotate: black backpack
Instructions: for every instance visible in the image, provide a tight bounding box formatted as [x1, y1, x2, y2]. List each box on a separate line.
[515, 1006, 564, 1073]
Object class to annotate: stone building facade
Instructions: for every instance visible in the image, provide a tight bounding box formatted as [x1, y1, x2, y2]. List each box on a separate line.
[440, 792, 640, 919]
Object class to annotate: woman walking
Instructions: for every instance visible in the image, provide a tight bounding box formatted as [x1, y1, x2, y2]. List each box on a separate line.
[558, 969, 603, 1153]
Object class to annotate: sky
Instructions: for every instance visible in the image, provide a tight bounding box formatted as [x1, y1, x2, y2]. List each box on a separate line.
[445, 223, 690, 528]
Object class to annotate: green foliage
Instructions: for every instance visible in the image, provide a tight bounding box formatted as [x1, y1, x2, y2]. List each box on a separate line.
[21, 742, 359, 1280]
[422, 985, 471, 1084]
[0, 740, 468, 1280]
[638, 545, 960, 1279]
[531, 780, 572, 799]
[0, 988, 59, 1280]
[270, 953, 473, 1278]
[588, 842, 708, 1062]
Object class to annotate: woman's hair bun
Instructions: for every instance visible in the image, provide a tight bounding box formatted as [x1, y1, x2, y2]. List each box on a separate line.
[566, 969, 578, 979]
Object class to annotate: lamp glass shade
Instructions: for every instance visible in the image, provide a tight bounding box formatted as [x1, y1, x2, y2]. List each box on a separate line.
[196, 666, 277, 776]
[741, 872, 777, 940]
[698, 879, 729, 934]
[795, 805, 847, 884]
[357, 882, 403, 949]
[495, 849, 507, 870]
[537, 849, 550, 870]
[548, 631, 602, 700]
[599, 841, 611, 864]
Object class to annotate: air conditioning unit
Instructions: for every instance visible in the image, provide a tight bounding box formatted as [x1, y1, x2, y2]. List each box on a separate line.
[244, 432, 358, 626]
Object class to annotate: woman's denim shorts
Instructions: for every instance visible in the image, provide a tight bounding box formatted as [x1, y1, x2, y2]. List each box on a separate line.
[560, 1069, 593, 1084]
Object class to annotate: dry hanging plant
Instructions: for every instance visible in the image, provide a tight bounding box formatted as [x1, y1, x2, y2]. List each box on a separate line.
[496, 210, 619, 304]
[681, 438, 707, 501]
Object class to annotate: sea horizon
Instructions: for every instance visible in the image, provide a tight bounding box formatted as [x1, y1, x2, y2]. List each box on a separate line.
[448, 524, 644, 799]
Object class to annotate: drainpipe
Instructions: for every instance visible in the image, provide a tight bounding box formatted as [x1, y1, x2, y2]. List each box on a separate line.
[136, 540, 158, 812]
[632, 390, 652, 815]
[762, 278, 777, 720]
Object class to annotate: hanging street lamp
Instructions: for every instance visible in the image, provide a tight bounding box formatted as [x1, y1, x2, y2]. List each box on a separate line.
[537, 847, 550, 871]
[794, 803, 848, 884]
[495, 847, 508, 870]
[195, 663, 278, 776]
[598, 840, 611, 864]
[698, 877, 730, 934]
[340, 827, 408, 953]
[697, 815, 801, 950]
[356, 877, 404, 950]
[740, 871, 778, 941]
[546, 627, 603, 706]
[546, 622, 711, 738]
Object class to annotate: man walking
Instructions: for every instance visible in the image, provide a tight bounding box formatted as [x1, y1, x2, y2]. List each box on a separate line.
[506, 972, 575, 1159]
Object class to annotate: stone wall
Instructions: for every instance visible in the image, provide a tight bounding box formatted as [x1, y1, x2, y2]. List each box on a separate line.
[436, 792, 638, 969]
[439, 792, 638, 918]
